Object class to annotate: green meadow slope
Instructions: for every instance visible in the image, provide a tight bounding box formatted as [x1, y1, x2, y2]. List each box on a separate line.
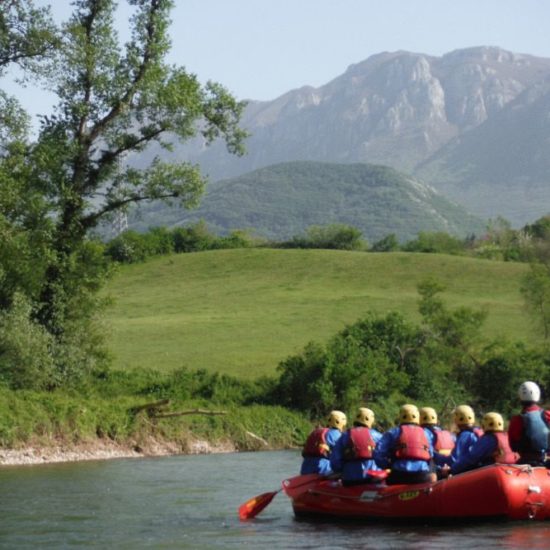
[103, 249, 531, 378]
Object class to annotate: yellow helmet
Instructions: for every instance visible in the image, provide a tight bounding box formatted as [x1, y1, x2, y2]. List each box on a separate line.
[420, 407, 438, 425]
[399, 404, 420, 424]
[327, 410, 347, 431]
[355, 407, 375, 428]
[482, 412, 504, 432]
[453, 405, 475, 427]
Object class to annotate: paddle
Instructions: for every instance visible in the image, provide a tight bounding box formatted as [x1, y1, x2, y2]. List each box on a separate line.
[238, 473, 323, 520]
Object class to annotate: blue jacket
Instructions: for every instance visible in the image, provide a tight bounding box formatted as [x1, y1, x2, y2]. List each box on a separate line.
[331, 427, 383, 481]
[373, 425, 434, 473]
[451, 433, 498, 474]
[444, 428, 481, 468]
[300, 427, 343, 475]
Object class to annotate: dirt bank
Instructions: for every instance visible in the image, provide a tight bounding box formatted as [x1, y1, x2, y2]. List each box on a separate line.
[0, 437, 237, 466]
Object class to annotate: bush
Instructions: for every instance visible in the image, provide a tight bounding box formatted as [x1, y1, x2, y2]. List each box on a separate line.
[105, 230, 151, 263]
[0, 293, 55, 390]
[370, 234, 400, 252]
[282, 224, 367, 251]
[172, 221, 216, 253]
[403, 232, 466, 255]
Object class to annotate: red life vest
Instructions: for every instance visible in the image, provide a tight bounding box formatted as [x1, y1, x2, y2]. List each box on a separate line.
[343, 427, 376, 461]
[302, 427, 330, 458]
[473, 427, 484, 438]
[433, 428, 455, 457]
[491, 432, 519, 464]
[395, 424, 431, 461]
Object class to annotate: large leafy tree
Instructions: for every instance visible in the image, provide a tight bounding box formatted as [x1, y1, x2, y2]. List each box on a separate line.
[0, 0, 247, 387]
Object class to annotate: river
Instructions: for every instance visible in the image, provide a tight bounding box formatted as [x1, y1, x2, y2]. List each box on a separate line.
[0, 450, 549, 549]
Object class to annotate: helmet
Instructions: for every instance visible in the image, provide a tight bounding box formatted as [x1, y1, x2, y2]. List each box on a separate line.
[399, 404, 420, 424]
[482, 412, 504, 432]
[518, 381, 541, 403]
[327, 410, 347, 431]
[355, 407, 375, 428]
[453, 405, 475, 427]
[420, 407, 438, 425]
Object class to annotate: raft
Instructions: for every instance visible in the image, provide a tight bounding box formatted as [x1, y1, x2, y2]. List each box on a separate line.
[283, 464, 550, 521]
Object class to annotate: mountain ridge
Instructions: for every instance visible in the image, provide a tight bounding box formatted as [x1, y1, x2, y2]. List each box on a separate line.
[150, 46, 550, 225]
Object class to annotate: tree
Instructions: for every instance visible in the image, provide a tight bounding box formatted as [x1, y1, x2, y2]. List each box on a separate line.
[0, 0, 247, 386]
[0, 1, 58, 142]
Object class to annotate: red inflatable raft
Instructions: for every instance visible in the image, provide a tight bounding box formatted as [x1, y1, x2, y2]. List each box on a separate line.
[283, 464, 550, 521]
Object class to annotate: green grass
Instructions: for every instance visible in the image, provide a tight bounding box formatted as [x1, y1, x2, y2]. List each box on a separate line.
[103, 249, 531, 378]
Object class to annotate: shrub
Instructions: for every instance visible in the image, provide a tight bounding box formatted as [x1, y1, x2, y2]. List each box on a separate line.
[370, 234, 399, 252]
[172, 221, 216, 253]
[403, 231, 465, 255]
[0, 293, 55, 390]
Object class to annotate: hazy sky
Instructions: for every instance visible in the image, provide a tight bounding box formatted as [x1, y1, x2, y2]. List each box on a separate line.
[6, 0, 550, 121]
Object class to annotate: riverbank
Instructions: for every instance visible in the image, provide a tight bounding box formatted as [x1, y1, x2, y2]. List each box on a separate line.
[0, 437, 238, 466]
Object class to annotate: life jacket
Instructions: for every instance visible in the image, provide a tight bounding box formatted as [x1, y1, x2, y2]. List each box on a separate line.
[343, 427, 376, 461]
[302, 427, 330, 458]
[430, 427, 455, 457]
[394, 424, 431, 461]
[520, 409, 550, 453]
[490, 432, 518, 464]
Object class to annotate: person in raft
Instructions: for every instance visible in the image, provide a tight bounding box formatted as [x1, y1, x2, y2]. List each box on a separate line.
[300, 410, 347, 475]
[420, 406, 455, 477]
[442, 404, 483, 470]
[450, 412, 518, 475]
[330, 407, 383, 485]
[508, 381, 550, 466]
[373, 404, 436, 485]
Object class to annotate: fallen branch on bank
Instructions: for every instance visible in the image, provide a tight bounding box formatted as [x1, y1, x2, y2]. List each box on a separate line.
[245, 431, 269, 447]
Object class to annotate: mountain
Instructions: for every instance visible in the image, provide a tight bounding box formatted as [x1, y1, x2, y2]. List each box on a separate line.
[130, 161, 485, 242]
[415, 79, 550, 222]
[144, 47, 550, 226]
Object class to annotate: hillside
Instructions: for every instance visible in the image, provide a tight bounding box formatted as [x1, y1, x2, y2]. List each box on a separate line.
[129, 161, 485, 241]
[103, 249, 531, 378]
[132, 46, 550, 225]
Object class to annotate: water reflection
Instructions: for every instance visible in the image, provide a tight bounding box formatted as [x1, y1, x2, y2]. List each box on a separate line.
[0, 450, 548, 549]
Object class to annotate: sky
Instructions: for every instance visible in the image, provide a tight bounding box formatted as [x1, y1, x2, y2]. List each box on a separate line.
[6, 0, 550, 122]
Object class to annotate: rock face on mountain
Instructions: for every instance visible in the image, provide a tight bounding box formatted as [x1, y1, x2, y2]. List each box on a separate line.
[171, 47, 550, 225]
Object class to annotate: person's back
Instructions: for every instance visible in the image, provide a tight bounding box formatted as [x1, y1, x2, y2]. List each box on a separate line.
[301, 410, 346, 475]
[451, 412, 518, 475]
[374, 404, 435, 485]
[420, 406, 455, 477]
[331, 407, 383, 485]
[508, 381, 550, 466]
[444, 405, 483, 469]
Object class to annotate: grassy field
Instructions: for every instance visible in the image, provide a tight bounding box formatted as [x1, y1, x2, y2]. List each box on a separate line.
[103, 249, 532, 378]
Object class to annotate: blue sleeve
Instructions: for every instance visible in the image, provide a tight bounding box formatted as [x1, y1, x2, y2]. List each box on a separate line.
[330, 432, 348, 472]
[423, 427, 435, 446]
[374, 429, 397, 469]
[451, 435, 496, 474]
[372, 429, 383, 444]
[326, 428, 342, 449]
[450, 431, 478, 465]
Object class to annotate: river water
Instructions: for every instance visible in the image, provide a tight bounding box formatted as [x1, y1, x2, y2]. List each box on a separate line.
[0, 450, 549, 549]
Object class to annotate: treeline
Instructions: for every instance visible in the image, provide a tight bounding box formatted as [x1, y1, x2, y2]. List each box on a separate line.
[102, 215, 550, 264]
[272, 280, 550, 427]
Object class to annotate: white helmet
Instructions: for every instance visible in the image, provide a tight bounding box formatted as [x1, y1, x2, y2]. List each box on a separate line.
[518, 381, 541, 403]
